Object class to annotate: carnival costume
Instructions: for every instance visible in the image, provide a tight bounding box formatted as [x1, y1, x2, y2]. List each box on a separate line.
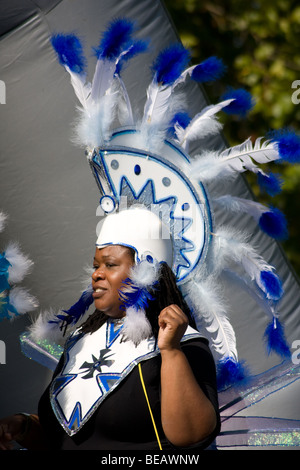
[3, 17, 300, 448]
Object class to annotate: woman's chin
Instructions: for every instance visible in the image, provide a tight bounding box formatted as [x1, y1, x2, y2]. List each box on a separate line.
[94, 302, 125, 319]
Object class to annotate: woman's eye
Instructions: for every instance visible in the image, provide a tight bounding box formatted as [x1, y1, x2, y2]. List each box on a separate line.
[92, 262, 118, 270]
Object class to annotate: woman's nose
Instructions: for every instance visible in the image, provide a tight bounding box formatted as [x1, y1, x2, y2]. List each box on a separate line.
[92, 267, 105, 280]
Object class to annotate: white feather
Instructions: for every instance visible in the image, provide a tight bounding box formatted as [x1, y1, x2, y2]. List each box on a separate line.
[28, 309, 67, 345]
[81, 265, 94, 291]
[91, 46, 134, 104]
[0, 211, 8, 233]
[197, 99, 235, 120]
[170, 62, 222, 89]
[8, 287, 38, 317]
[65, 66, 91, 109]
[122, 307, 152, 346]
[189, 137, 281, 182]
[183, 277, 238, 362]
[186, 151, 230, 182]
[135, 122, 168, 154]
[130, 259, 160, 288]
[142, 80, 173, 126]
[211, 226, 275, 295]
[117, 96, 133, 127]
[64, 52, 133, 146]
[175, 99, 234, 149]
[143, 80, 188, 129]
[176, 118, 222, 152]
[112, 45, 139, 125]
[219, 137, 280, 170]
[139, 90, 187, 153]
[213, 195, 267, 220]
[90, 58, 116, 103]
[4, 242, 34, 284]
[115, 74, 134, 126]
[73, 89, 119, 148]
[171, 64, 197, 88]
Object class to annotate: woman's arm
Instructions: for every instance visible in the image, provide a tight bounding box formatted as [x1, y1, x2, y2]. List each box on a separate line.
[158, 305, 218, 447]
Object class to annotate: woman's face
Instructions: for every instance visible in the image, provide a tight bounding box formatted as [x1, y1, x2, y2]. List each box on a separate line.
[92, 245, 134, 318]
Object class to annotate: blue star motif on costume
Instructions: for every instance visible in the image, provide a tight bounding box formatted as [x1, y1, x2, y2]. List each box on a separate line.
[67, 402, 82, 432]
[65, 330, 84, 351]
[106, 319, 124, 348]
[52, 373, 77, 396]
[97, 373, 122, 393]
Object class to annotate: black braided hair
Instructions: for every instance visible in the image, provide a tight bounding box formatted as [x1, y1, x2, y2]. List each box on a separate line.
[145, 261, 196, 339]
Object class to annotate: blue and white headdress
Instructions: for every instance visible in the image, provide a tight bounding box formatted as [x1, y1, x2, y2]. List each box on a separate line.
[28, 18, 300, 388]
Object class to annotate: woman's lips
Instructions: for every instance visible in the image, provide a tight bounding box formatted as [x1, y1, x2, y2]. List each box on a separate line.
[92, 287, 107, 298]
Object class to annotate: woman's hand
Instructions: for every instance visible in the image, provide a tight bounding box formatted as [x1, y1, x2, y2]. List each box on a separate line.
[0, 414, 26, 450]
[157, 304, 188, 352]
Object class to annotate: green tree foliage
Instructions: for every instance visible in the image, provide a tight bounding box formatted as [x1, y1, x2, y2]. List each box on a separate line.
[164, 0, 300, 276]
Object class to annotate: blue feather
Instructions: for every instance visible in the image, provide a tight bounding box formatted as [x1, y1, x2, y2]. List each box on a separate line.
[263, 318, 291, 359]
[0, 253, 11, 291]
[62, 288, 94, 325]
[119, 282, 154, 311]
[257, 171, 283, 196]
[49, 288, 94, 327]
[151, 44, 191, 86]
[168, 111, 191, 137]
[93, 18, 135, 60]
[260, 270, 283, 301]
[51, 34, 86, 74]
[221, 87, 255, 116]
[269, 128, 300, 163]
[217, 357, 250, 390]
[0, 296, 19, 321]
[115, 39, 149, 74]
[259, 207, 288, 240]
[191, 56, 226, 83]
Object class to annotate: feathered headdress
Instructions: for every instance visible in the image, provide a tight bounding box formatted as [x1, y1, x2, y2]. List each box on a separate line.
[28, 17, 300, 389]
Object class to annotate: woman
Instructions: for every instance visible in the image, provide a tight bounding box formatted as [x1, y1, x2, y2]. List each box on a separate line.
[0, 210, 220, 450]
